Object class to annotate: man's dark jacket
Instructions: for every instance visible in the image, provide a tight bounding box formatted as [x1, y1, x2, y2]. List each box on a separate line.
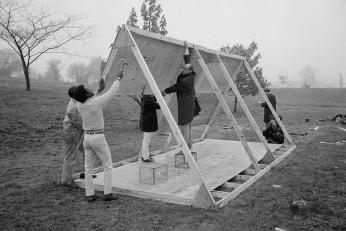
[261, 93, 276, 123]
[164, 69, 196, 126]
[140, 95, 160, 132]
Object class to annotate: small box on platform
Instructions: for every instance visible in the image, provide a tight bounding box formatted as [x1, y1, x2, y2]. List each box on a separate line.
[175, 151, 198, 169]
[139, 163, 168, 185]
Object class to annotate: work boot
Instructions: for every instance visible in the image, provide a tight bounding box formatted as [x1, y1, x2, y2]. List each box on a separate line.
[103, 193, 118, 201]
[86, 195, 97, 202]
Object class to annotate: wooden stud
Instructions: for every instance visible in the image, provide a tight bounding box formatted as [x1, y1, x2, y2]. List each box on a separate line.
[223, 182, 241, 189]
[217, 145, 296, 208]
[243, 61, 294, 145]
[211, 190, 229, 198]
[193, 46, 261, 173]
[233, 174, 252, 181]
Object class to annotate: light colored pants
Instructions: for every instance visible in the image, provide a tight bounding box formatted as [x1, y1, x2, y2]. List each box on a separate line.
[141, 132, 155, 159]
[179, 124, 192, 150]
[83, 134, 112, 196]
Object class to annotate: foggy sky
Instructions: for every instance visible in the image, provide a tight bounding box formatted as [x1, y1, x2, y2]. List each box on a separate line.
[4, 0, 346, 85]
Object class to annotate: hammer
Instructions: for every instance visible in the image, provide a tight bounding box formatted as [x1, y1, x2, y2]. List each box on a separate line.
[120, 58, 128, 71]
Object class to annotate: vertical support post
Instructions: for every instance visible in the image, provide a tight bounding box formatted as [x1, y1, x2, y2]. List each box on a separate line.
[194, 47, 261, 172]
[243, 61, 294, 145]
[216, 55, 275, 162]
[124, 26, 215, 206]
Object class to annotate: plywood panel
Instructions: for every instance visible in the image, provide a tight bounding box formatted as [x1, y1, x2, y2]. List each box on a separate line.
[74, 139, 281, 204]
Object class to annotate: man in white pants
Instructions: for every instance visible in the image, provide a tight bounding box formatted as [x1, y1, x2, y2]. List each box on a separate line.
[73, 71, 123, 202]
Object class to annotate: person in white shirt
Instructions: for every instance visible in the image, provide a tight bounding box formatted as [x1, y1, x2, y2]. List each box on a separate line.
[74, 71, 123, 202]
[61, 79, 105, 188]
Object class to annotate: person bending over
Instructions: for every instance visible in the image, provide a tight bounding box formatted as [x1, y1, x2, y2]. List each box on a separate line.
[263, 115, 284, 144]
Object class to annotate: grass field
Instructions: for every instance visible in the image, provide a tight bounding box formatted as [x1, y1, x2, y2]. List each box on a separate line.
[0, 77, 345, 231]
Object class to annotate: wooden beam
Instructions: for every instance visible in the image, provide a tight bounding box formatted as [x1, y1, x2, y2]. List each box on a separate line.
[127, 25, 246, 61]
[217, 145, 296, 208]
[223, 182, 241, 189]
[124, 25, 215, 205]
[211, 190, 229, 198]
[194, 47, 261, 172]
[243, 61, 294, 145]
[233, 174, 252, 181]
[215, 56, 275, 163]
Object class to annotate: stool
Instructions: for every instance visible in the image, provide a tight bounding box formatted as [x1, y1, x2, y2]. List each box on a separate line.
[139, 163, 168, 185]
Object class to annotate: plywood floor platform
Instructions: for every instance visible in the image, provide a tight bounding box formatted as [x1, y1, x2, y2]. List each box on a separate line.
[74, 139, 283, 206]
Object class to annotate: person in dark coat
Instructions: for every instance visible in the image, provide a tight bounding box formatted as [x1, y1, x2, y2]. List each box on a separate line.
[260, 88, 277, 128]
[263, 115, 284, 144]
[140, 94, 160, 162]
[161, 41, 199, 151]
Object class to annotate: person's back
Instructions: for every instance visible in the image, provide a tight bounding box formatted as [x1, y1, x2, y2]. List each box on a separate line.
[261, 89, 277, 124]
[78, 97, 104, 131]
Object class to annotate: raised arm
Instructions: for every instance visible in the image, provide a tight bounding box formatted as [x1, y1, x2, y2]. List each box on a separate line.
[93, 71, 124, 107]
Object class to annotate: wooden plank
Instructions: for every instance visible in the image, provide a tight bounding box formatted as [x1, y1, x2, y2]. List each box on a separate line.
[74, 139, 282, 208]
[211, 190, 229, 198]
[243, 61, 294, 145]
[127, 25, 246, 61]
[216, 56, 275, 163]
[74, 180, 194, 207]
[242, 168, 257, 175]
[233, 174, 252, 181]
[124, 25, 215, 204]
[223, 182, 241, 189]
[217, 145, 296, 208]
[194, 47, 261, 172]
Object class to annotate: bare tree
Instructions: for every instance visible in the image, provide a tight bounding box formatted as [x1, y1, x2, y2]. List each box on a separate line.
[0, 0, 91, 90]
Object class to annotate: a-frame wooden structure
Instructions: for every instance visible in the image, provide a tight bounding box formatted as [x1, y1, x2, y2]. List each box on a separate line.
[74, 25, 296, 209]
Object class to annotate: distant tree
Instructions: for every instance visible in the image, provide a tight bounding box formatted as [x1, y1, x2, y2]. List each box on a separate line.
[0, 0, 91, 90]
[339, 73, 343, 88]
[278, 75, 287, 86]
[300, 65, 316, 88]
[44, 59, 62, 81]
[127, 0, 167, 35]
[221, 41, 270, 113]
[0, 48, 21, 78]
[67, 62, 88, 83]
[159, 15, 167, 35]
[86, 57, 105, 83]
[67, 57, 104, 84]
[126, 7, 139, 28]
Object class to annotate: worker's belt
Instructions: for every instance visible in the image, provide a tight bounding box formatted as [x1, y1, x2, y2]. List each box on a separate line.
[85, 130, 104, 135]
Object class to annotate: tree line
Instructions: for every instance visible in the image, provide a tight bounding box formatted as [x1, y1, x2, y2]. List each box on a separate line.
[1, 0, 281, 109]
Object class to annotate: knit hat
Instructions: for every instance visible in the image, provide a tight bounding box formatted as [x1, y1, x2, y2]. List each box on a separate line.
[73, 85, 88, 103]
[68, 86, 77, 98]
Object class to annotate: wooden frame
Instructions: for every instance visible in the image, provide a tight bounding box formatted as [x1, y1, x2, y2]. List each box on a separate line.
[73, 24, 296, 209]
